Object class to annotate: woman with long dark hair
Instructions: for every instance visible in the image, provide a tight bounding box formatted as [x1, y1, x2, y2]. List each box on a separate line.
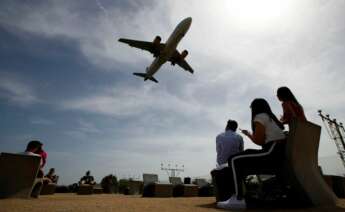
[277, 86, 307, 124]
[217, 98, 286, 210]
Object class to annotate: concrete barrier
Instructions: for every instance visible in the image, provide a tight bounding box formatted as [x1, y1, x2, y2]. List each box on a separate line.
[285, 120, 338, 206]
[0, 153, 41, 198]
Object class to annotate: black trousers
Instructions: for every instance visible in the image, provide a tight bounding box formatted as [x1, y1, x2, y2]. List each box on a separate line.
[227, 141, 286, 199]
[211, 167, 234, 201]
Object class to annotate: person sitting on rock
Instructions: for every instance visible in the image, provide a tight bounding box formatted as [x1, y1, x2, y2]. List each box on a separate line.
[45, 168, 59, 184]
[79, 170, 96, 185]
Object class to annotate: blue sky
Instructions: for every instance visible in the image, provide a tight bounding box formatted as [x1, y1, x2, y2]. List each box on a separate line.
[1, 0, 345, 184]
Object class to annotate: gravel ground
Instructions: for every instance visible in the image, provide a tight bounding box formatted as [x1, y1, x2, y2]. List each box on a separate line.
[1, 194, 345, 212]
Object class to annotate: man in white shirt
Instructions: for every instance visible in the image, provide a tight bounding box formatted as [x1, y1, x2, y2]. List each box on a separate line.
[212, 119, 244, 201]
[216, 120, 244, 168]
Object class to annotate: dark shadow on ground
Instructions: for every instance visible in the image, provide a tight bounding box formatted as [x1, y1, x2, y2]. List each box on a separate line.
[196, 202, 345, 211]
[196, 202, 217, 209]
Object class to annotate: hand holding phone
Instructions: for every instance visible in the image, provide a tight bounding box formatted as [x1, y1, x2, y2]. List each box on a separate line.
[240, 128, 250, 136]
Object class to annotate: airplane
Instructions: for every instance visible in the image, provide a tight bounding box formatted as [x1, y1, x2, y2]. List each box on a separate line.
[118, 17, 194, 83]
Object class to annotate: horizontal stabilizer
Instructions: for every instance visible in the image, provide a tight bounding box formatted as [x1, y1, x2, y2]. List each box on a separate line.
[133, 73, 158, 83]
[148, 76, 158, 83]
[133, 73, 147, 78]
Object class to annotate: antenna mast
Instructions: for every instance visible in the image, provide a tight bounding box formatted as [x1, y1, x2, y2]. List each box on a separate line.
[318, 110, 345, 169]
[160, 163, 184, 178]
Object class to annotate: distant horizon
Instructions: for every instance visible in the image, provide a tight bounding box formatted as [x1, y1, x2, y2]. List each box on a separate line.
[37, 154, 344, 186]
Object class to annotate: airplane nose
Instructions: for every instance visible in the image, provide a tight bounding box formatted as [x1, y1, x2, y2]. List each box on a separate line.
[178, 17, 192, 30]
[185, 17, 192, 24]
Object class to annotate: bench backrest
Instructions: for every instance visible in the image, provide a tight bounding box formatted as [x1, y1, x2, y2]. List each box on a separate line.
[194, 178, 208, 187]
[143, 173, 158, 186]
[286, 120, 338, 206]
[0, 152, 41, 198]
[169, 177, 183, 185]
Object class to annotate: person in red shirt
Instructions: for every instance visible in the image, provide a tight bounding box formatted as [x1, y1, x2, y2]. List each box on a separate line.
[21, 140, 45, 198]
[35, 145, 47, 169]
[277, 86, 307, 124]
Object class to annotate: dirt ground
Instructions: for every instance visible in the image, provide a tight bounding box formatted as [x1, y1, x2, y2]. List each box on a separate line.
[1, 194, 345, 212]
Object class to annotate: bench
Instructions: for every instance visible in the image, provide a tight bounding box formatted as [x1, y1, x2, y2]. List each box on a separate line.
[40, 183, 57, 195]
[77, 184, 94, 195]
[0, 152, 42, 198]
[283, 120, 338, 206]
[214, 120, 339, 207]
[142, 173, 173, 197]
[193, 178, 214, 197]
[128, 180, 143, 195]
[169, 177, 198, 197]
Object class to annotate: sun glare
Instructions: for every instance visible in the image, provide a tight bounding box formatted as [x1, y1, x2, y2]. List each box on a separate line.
[224, 0, 292, 29]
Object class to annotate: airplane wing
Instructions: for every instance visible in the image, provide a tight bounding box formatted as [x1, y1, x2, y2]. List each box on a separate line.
[118, 38, 165, 55]
[176, 59, 194, 74]
[170, 50, 194, 74]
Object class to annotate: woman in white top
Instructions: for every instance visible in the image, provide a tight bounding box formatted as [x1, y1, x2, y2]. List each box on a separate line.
[217, 98, 286, 210]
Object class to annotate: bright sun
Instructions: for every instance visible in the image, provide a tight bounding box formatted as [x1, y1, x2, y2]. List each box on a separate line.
[224, 0, 293, 29]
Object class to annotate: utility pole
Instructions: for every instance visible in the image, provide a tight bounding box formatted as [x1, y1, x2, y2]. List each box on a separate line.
[318, 110, 345, 170]
[160, 163, 184, 178]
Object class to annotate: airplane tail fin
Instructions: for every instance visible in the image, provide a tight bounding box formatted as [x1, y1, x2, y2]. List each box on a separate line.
[133, 73, 158, 83]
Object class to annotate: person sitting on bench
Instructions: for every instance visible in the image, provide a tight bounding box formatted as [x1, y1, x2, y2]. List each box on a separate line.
[20, 140, 44, 177]
[19, 140, 45, 198]
[211, 119, 244, 201]
[45, 168, 59, 184]
[215, 119, 244, 169]
[79, 170, 96, 185]
[35, 144, 48, 170]
[276, 86, 307, 125]
[217, 98, 286, 210]
[21, 140, 41, 157]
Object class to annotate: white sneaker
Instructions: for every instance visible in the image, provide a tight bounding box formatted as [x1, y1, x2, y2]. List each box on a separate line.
[217, 195, 246, 210]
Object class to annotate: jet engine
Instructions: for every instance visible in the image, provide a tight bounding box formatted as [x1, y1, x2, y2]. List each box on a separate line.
[181, 50, 188, 59]
[153, 36, 161, 45]
[170, 50, 189, 66]
[152, 36, 161, 57]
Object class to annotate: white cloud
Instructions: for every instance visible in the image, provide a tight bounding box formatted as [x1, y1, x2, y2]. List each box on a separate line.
[30, 117, 55, 125]
[3, 1, 345, 110]
[0, 72, 39, 105]
[62, 119, 102, 140]
[78, 119, 101, 134]
[61, 84, 203, 117]
[1, 0, 345, 180]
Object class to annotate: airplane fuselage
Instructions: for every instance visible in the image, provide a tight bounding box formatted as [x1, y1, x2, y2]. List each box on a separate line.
[145, 17, 192, 79]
